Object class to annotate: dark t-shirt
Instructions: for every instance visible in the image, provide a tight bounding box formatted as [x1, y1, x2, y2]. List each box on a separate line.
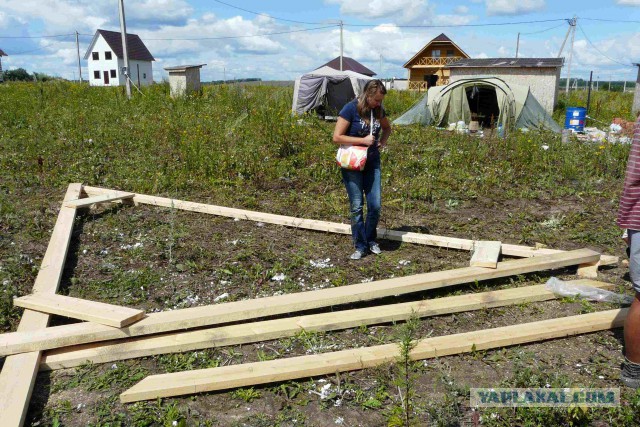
[338, 100, 385, 155]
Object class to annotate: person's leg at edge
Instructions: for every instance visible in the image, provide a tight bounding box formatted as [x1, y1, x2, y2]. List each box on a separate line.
[341, 168, 368, 257]
[626, 230, 640, 362]
[624, 294, 640, 362]
[622, 229, 640, 387]
[362, 155, 381, 251]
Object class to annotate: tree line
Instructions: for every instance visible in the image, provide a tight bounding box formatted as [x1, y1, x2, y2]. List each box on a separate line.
[1, 68, 58, 82]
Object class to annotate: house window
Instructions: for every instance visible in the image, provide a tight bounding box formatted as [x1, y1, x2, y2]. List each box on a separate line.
[447, 49, 455, 57]
[110, 69, 116, 78]
[93, 70, 100, 79]
[105, 51, 112, 60]
[432, 49, 441, 58]
[92, 52, 99, 60]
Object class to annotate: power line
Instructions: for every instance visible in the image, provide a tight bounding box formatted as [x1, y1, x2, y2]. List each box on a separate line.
[0, 33, 75, 39]
[581, 17, 640, 24]
[345, 18, 569, 28]
[519, 22, 566, 35]
[105, 25, 338, 41]
[9, 45, 54, 55]
[576, 22, 632, 67]
[211, 0, 325, 25]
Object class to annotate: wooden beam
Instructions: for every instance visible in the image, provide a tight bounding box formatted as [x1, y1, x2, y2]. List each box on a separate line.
[0, 183, 82, 427]
[0, 249, 600, 357]
[120, 308, 628, 403]
[13, 294, 145, 328]
[40, 279, 613, 371]
[81, 186, 618, 266]
[577, 260, 600, 279]
[64, 192, 135, 208]
[470, 241, 501, 268]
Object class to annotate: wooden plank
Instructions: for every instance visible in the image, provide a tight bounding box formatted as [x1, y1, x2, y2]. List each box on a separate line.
[40, 279, 614, 371]
[120, 308, 628, 402]
[577, 260, 600, 279]
[470, 241, 502, 268]
[0, 183, 82, 427]
[13, 294, 145, 328]
[81, 186, 618, 265]
[0, 249, 600, 357]
[64, 192, 135, 208]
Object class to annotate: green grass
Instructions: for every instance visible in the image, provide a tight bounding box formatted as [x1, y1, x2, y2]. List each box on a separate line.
[1, 80, 638, 426]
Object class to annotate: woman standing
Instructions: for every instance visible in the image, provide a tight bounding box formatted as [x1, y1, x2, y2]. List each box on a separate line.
[333, 79, 392, 260]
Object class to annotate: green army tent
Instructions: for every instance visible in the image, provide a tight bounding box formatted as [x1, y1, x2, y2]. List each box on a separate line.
[394, 77, 561, 133]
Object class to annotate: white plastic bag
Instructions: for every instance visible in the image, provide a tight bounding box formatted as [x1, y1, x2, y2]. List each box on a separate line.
[545, 277, 633, 305]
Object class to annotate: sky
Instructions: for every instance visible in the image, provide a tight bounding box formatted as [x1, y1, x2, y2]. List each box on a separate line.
[0, 0, 639, 83]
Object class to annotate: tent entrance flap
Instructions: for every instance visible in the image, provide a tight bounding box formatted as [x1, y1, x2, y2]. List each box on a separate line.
[466, 86, 500, 128]
[324, 78, 356, 117]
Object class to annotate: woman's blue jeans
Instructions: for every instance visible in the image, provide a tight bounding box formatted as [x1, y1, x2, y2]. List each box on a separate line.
[341, 153, 381, 252]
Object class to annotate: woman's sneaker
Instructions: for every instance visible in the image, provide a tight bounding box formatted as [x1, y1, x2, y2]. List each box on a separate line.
[369, 242, 382, 255]
[350, 250, 365, 260]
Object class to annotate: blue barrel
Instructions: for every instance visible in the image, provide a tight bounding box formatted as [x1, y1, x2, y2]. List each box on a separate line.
[565, 107, 587, 132]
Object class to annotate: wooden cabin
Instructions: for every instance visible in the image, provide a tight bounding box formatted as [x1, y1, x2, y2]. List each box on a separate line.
[403, 33, 469, 91]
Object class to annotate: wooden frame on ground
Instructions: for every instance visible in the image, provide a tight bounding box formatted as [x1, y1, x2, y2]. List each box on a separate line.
[0, 184, 621, 426]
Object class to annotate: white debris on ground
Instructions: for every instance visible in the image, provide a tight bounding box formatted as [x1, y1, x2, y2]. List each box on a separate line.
[398, 259, 411, 267]
[271, 273, 286, 281]
[120, 242, 143, 250]
[310, 258, 333, 268]
[214, 292, 229, 302]
[361, 277, 374, 283]
[308, 381, 354, 408]
[335, 417, 345, 425]
[182, 294, 199, 306]
[572, 123, 632, 144]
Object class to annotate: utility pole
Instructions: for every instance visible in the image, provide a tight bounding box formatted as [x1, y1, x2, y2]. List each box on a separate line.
[586, 71, 593, 114]
[75, 31, 83, 83]
[339, 20, 343, 71]
[565, 16, 576, 94]
[515, 32, 520, 58]
[118, 0, 131, 99]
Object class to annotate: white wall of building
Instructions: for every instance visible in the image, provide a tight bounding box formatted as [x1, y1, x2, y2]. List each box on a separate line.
[86, 36, 153, 87]
[127, 60, 154, 87]
[450, 67, 561, 114]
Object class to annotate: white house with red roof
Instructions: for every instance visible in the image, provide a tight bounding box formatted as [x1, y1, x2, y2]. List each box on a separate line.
[84, 29, 155, 87]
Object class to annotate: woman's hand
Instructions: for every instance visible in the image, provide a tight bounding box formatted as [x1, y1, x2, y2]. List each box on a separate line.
[361, 134, 375, 146]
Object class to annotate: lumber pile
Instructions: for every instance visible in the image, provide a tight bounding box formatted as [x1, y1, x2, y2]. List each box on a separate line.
[0, 185, 625, 426]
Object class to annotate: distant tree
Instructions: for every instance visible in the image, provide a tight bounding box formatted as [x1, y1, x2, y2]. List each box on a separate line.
[3, 68, 33, 81]
[33, 72, 57, 82]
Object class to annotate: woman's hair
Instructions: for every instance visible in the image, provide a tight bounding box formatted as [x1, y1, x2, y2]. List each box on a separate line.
[357, 79, 387, 123]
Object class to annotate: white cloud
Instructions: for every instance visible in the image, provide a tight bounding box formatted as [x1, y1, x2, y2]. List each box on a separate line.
[324, 0, 434, 24]
[0, 10, 26, 30]
[453, 6, 469, 14]
[616, 0, 640, 5]
[485, 0, 545, 16]
[433, 14, 476, 26]
[1, 0, 192, 32]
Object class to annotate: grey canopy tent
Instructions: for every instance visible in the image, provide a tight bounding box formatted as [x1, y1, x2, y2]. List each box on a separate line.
[292, 66, 373, 118]
[394, 77, 561, 133]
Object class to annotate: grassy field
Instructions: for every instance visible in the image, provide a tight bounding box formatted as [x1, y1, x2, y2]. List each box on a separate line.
[1, 81, 639, 426]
